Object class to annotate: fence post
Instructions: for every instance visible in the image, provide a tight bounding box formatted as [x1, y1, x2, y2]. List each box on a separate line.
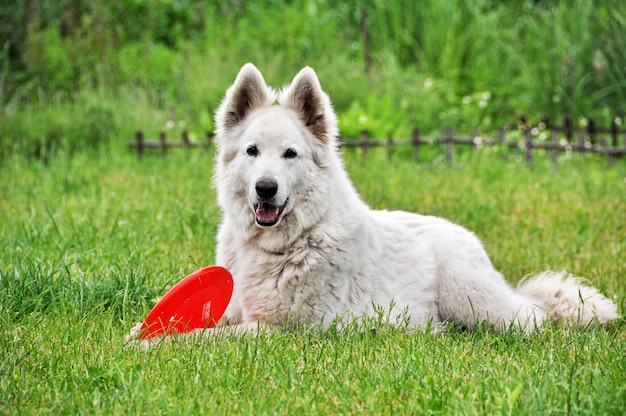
[387, 134, 393, 161]
[551, 130, 559, 169]
[588, 118, 596, 146]
[411, 128, 420, 162]
[360, 130, 369, 159]
[497, 128, 506, 160]
[564, 116, 573, 143]
[182, 130, 190, 148]
[577, 133, 585, 155]
[524, 126, 533, 166]
[602, 138, 612, 165]
[206, 131, 214, 148]
[610, 118, 618, 148]
[160, 131, 167, 155]
[135, 131, 144, 159]
[444, 126, 453, 165]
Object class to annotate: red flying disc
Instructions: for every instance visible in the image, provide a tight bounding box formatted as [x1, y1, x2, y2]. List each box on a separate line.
[138, 266, 233, 339]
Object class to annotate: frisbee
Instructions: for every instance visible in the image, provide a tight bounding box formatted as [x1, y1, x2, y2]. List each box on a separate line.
[138, 266, 233, 339]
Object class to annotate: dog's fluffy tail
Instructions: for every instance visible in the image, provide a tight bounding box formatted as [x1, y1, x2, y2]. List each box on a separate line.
[516, 271, 620, 326]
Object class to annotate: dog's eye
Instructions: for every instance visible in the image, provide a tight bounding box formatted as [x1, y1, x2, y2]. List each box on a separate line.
[283, 148, 298, 159]
[246, 145, 258, 157]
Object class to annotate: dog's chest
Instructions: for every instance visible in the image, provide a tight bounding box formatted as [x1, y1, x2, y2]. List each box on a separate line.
[238, 243, 352, 326]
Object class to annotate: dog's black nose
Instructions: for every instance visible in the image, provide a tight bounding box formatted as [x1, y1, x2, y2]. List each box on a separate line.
[255, 178, 278, 199]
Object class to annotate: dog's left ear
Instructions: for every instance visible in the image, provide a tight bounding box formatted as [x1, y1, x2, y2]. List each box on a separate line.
[280, 67, 338, 145]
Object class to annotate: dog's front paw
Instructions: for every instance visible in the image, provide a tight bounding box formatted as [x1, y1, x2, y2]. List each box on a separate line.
[124, 322, 161, 351]
[125, 322, 144, 342]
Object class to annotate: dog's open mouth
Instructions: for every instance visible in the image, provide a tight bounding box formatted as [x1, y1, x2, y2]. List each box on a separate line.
[254, 200, 288, 227]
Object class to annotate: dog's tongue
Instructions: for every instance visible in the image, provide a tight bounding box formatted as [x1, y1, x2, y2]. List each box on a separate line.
[256, 202, 279, 223]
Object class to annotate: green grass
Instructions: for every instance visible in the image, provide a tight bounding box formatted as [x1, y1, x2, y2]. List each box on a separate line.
[4, 316, 625, 414]
[1, 147, 625, 414]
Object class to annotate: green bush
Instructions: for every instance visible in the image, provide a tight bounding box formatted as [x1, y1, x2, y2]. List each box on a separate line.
[1, 0, 625, 159]
[0, 101, 117, 160]
[23, 24, 76, 92]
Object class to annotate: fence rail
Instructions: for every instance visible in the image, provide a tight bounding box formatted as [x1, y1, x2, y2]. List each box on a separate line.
[129, 116, 626, 166]
[129, 131, 215, 157]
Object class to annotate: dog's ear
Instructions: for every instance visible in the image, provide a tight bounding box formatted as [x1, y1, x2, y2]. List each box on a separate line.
[216, 63, 274, 133]
[280, 67, 338, 145]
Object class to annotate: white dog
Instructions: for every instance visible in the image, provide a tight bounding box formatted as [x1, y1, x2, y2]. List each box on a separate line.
[210, 63, 618, 333]
[128, 64, 618, 344]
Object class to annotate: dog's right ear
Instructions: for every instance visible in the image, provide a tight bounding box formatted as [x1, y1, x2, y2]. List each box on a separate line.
[216, 63, 275, 133]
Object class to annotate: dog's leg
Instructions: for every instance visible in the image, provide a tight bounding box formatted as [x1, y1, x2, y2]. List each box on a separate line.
[437, 268, 548, 332]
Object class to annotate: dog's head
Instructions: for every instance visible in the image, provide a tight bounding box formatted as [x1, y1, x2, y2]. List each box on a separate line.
[214, 64, 340, 236]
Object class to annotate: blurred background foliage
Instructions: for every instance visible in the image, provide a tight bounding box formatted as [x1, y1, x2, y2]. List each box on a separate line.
[0, 0, 625, 159]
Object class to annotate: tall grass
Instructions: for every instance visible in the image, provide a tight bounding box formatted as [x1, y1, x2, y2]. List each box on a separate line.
[368, 0, 626, 128]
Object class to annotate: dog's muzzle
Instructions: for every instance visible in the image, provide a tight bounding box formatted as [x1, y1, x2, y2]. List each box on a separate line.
[254, 178, 288, 227]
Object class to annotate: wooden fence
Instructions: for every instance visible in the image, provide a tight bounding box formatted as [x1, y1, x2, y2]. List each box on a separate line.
[129, 116, 626, 167]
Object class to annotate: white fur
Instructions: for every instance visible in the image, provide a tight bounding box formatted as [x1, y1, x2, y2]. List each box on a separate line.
[130, 63, 618, 345]
[210, 63, 619, 333]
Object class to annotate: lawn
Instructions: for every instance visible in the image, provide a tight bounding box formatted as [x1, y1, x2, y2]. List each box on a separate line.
[2, 1, 625, 413]
[1, 147, 624, 414]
